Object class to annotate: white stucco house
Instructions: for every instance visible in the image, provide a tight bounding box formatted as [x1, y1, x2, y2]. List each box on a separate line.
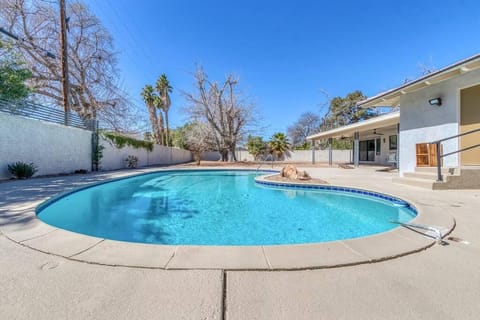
[308, 53, 480, 189]
[307, 111, 400, 167]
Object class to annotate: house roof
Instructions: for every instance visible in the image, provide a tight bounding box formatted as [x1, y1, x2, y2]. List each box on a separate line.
[358, 53, 480, 108]
[307, 111, 399, 141]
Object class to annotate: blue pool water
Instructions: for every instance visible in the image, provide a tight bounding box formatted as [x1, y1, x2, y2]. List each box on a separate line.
[37, 170, 416, 245]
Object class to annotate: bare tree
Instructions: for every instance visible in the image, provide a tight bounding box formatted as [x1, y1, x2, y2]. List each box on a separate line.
[183, 67, 256, 162]
[417, 56, 436, 76]
[1, 0, 131, 129]
[287, 112, 321, 148]
[184, 122, 216, 165]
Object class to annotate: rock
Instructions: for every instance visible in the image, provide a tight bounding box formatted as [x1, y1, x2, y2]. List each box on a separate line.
[297, 170, 311, 180]
[281, 164, 298, 179]
[280, 165, 311, 181]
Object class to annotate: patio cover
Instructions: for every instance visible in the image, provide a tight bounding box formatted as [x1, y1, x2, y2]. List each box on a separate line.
[306, 111, 399, 167]
[307, 111, 399, 141]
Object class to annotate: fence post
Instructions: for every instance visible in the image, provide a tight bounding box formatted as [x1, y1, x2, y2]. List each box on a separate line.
[311, 140, 316, 164]
[436, 142, 442, 182]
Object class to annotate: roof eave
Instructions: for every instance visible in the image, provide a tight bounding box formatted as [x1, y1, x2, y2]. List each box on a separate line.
[307, 112, 399, 141]
[358, 53, 480, 108]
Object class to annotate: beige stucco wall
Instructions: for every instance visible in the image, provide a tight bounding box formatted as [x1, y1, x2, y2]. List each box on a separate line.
[0, 112, 92, 179]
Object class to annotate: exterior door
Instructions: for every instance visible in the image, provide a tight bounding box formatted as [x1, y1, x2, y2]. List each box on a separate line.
[416, 143, 442, 167]
[359, 140, 375, 161]
[460, 85, 480, 165]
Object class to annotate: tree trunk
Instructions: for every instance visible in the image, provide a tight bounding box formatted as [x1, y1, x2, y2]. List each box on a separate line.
[165, 111, 170, 147]
[158, 111, 165, 145]
[147, 105, 161, 144]
[229, 145, 237, 162]
[220, 149, 228, 162]
[194, 153, 201, 165]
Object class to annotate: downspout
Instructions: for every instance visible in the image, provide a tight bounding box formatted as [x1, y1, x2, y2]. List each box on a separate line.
[397, 123, 400, 171]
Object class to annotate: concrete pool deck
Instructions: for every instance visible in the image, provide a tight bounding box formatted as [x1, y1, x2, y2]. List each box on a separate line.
[1, 164, 479, 319]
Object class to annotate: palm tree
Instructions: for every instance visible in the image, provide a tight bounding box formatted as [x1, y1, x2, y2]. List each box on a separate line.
[141, 85, 161, 144]
[269, 132, 291, 160]
[154, 95, 165, 145]
[155, 74, 173, 146]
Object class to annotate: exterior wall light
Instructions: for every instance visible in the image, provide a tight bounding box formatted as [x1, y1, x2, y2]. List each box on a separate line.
[428, 97, 442, 106]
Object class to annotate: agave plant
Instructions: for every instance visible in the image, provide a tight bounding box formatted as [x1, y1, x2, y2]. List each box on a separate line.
[7, 161, 38, 179]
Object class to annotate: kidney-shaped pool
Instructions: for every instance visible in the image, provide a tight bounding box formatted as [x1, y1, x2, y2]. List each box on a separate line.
[37, 170, 416, 245]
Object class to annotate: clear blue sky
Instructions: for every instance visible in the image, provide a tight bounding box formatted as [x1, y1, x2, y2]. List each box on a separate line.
[84, 0, 480, 137]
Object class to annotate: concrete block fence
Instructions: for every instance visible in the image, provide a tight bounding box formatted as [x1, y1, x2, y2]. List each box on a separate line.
[0, 112, 192, 179]
[0, 112, 91, 179]
[1, 111, 352, 180]
[100, 137, 192, 171]
[201, 149, 352, 163]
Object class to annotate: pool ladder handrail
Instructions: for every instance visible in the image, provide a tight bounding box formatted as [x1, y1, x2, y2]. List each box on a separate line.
[391, 221, 443, 244]
[256, 154, 274, 174]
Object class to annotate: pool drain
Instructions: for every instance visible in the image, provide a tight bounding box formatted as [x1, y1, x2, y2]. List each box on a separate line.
[447, 236, 470, 245]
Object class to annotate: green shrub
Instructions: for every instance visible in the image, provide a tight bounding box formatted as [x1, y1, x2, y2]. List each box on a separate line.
[125, 155, 139, 168]
[7, 161, 38, 179]
[102, 131, 154, 152]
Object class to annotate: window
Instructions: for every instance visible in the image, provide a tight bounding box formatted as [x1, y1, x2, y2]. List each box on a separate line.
[389, 135, 397, 150]
[376, 138, 381, 155]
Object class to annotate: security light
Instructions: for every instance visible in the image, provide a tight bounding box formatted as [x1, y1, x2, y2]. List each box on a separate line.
[428, 97, 442, 106]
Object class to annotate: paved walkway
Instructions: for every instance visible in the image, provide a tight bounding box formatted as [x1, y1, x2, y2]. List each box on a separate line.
[1, 165, 479, 319]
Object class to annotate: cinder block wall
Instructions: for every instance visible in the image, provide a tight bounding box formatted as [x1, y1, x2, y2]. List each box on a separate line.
[100, 138, 192, 170]
[0, 112, 92, 179]
[0, 112, 193, 179]
[201, 149, 352, 163]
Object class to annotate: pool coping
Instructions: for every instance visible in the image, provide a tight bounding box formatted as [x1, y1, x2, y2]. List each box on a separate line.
[1, 168, 456, 271]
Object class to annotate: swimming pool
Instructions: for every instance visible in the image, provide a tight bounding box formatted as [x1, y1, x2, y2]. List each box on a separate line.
[37, 170, 416, 245]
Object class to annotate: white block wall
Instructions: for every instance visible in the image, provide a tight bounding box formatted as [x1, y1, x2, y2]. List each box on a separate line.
[204, 149, 352, 163]
[0, 112, 92, 179]
[0, 111, 192, 179]
[286, 150, 352, 163]
[100, 137, 192, 170]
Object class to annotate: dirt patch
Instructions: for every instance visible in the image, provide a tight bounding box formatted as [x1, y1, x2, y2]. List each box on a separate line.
[263, 174, 328, 185]
[178, 161, 260, 168]
[178, 161, 333, 168]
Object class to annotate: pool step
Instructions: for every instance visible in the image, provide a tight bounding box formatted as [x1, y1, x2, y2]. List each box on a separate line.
[394, 167, 480, 189]
[403, 172, 438, 180]
[393, 167, 455, 189]
[392, 176, 436, 189]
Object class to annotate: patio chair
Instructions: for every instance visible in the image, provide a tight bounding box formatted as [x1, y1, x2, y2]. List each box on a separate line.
[387, 151, 397, 168]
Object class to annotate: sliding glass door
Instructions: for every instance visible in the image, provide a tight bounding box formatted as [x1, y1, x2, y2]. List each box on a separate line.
[359, 140, 375, 161]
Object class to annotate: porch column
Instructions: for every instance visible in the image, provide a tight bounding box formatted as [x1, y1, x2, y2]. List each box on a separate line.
[396, 123, 400, 169]
[328, 137, 333, 166]
[353, 131, 360, 168]
[311, 140, 316, 164]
